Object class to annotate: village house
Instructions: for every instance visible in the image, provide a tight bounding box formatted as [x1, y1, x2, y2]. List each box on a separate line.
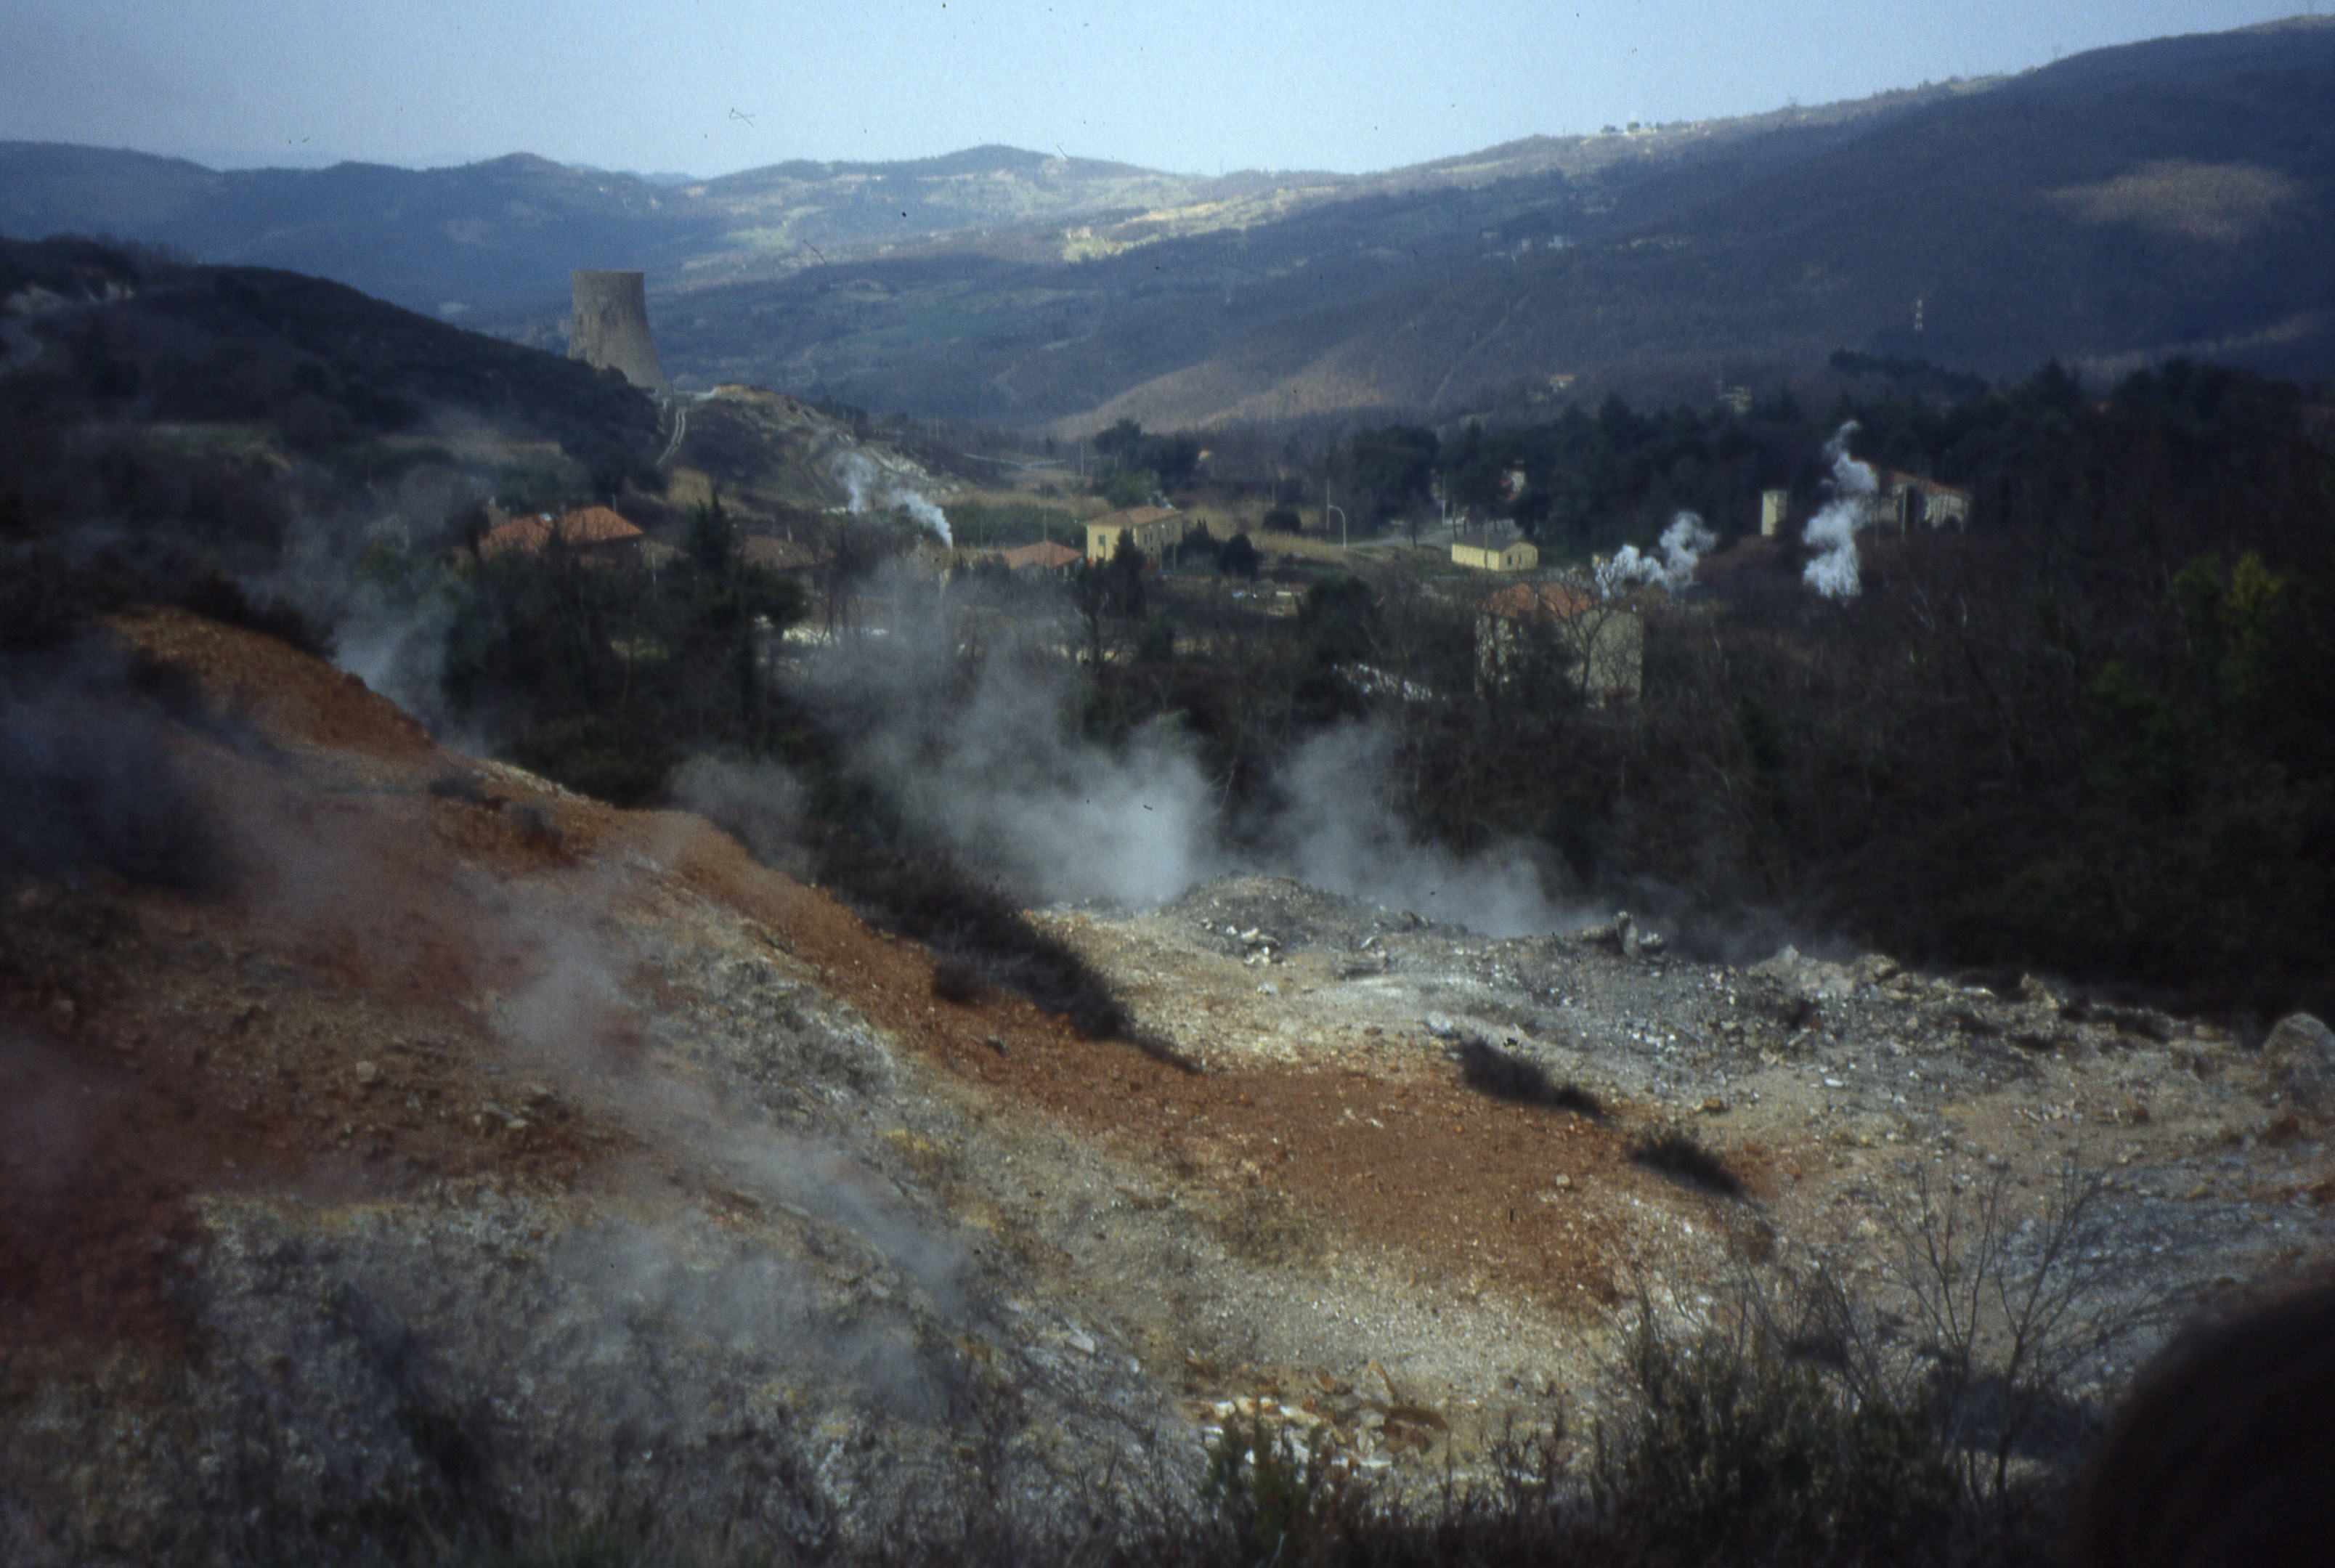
[473, 505, 644, 565]
[1475, 581, 1644, 702]
[1084, 505, 1187, 563]
[1876, 471, 1972, 529]
[1451, 525, 1540, 572]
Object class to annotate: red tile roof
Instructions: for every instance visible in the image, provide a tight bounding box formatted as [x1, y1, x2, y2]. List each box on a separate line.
[1001, 540, 1083, 570]
[1881, 470, 1972, 500]
[1480, 582, 1601, 622]
[476, 506, 644, 560]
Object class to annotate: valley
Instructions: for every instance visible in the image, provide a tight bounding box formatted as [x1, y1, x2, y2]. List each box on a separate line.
[6, 14, 2335, 1562]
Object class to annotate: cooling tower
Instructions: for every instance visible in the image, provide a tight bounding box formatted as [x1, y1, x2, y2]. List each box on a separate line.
[569, 270, 669, 394]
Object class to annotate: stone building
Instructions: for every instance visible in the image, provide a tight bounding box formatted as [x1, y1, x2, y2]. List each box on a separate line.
[1084, 505, 1187, 563]
[1476, 582, 1643, 702]
[1002, 540, 1084, 577]
[1877, 471, 1972, 529]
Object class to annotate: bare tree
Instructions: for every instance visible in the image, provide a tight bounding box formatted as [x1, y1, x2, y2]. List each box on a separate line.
[1879, 1162, 2175, 1506]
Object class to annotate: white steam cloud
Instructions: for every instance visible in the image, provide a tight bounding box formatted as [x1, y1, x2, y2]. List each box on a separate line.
[1259, 725, 1562, 937]
[1801, 425, 1880, 601]
[768, 569, 1564, 935]
[1596, 511, 1718, 598]
[332, 580, 458, 728]
[832, 450, 952, 547]
[799, 569, 1216, 905]
[669, 754, 811, 879]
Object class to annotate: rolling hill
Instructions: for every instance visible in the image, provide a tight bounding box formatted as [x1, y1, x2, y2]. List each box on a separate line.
[0, 142, 1267, 320]
[0, 81, 1988, 374]
[589, 17, 2335, 429]
[7, 18, 2330, 430]
[1075, 15, 2335, 430]
[0, 84, 1980, 324]
[657, 15, 2335, 431]
[0, 234, 664, 475]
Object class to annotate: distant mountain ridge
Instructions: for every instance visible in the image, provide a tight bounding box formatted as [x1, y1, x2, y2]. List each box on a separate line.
[609, 19, 2334, 430]
[7, 17, 2330, 428]
[1068, 14, 2335, 430]
[0, 140, 1272, 315]
[0, 78, 1986, 319]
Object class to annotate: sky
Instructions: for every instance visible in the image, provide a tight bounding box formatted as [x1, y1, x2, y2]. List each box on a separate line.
[1, 0, 2310, 178]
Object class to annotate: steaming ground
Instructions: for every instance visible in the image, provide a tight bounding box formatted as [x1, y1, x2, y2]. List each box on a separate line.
[4, 610, 2331, 1561]
[782, 566, 1569, 934]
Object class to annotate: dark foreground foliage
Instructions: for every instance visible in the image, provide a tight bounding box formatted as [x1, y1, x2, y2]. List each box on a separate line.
[344, 1281, 2084, 1568]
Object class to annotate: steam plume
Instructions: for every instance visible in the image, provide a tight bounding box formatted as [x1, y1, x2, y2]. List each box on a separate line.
[768, 572, 1563, 935]
[801, 574, 1214, 905]
[1801, 426, 1880, 601]
[832, 450, 952, 547]
[1258, 724, 1562, 937]
[0, 641, 224, 891]
[1596, 511, 1718, 597]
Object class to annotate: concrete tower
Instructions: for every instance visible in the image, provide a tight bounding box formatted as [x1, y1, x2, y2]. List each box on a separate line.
[568, 270, 668, 394]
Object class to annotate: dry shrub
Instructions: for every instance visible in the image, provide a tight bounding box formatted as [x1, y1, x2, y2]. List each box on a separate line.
[814, 837, 1127, 1038]
[930, 956, 986, 1004]
[1631, 1128, 1742, 1198]
[1452, 1038, 1604, 1116]
[1597, 1293, 1960, 1567]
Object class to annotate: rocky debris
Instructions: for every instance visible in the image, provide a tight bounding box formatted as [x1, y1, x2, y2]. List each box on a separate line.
[1749, 944, 1858, 1031]
[2264, 1013, 2335, 1113]
[1176, 1356, 1541, 1484]
[2, 845, 1201, 1562]
[1333, 933, 1394, 979]
[0, 614, 1208, 1565]
[4, 1185, 1182, 1566]
[1040, 868, 2326, 1366]
[7, 620, 2331, 1562]
[1575, 910, 1665, 958]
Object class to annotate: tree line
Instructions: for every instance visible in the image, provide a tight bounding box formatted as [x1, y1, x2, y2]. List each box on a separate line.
[1086, 364, 2335, 1015]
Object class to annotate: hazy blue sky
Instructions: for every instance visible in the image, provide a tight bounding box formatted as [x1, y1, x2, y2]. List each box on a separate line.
[2, 0, 2307, 176]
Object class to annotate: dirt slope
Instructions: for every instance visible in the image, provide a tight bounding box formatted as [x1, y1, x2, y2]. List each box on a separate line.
[4, 610, 2330, 1561]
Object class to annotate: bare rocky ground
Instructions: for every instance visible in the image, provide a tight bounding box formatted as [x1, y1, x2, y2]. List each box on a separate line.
[3, 611, 2331, 1563]
[1018, 877, 2335, 1478]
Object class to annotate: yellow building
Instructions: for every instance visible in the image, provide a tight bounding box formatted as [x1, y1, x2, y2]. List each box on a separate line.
[1084, 505, 1187, 563]
[1451, 528, 1539, 572]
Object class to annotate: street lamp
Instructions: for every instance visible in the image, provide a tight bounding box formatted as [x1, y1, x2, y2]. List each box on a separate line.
[1326, 504, 1348, 551]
